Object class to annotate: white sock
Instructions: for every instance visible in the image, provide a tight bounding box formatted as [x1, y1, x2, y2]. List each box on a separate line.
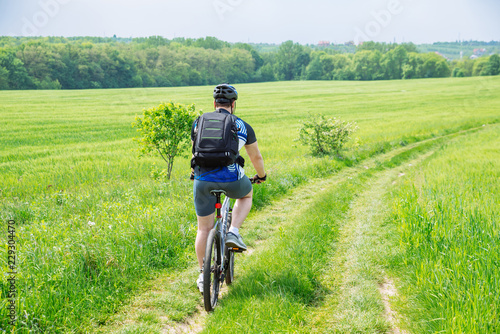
[229, 227, 239, 236]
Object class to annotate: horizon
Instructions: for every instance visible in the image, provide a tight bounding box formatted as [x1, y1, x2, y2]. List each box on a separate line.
[2, 35, 499, 46]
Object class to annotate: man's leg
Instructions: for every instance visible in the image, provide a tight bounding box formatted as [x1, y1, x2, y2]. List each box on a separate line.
[195, 213, 214, 269]
[231, 188, 253, 228]
[225, 189, 252, 251]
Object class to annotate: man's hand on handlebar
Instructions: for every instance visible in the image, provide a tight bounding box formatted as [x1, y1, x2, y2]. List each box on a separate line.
[250, 174, 267, 184]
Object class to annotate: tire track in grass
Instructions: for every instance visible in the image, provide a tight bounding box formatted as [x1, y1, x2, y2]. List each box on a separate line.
[96, 126, 485, 334]
[308, 125, 490, 332]
[308, 149, 438, 333]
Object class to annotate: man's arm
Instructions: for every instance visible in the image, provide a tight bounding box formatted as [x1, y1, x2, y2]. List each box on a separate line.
[244, 142, 266, 178]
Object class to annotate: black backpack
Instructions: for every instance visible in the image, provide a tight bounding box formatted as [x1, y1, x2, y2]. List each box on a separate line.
[191, 110, 243, 168]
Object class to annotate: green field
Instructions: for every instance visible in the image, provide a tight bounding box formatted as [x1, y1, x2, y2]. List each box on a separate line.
[389, 126, 500, 333]
[1, 77, 499, 333]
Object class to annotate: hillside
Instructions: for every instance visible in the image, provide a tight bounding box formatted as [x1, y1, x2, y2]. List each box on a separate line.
[1, 36, 499, 91]
[417, 41, 500, 59]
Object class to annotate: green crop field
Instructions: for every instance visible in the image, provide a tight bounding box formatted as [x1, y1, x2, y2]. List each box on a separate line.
[388, 126, 500, 333]
[1, 76, 499, 333]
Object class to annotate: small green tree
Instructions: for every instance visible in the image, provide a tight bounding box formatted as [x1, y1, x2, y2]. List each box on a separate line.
[133, 101, 200, 180]
[299, 115, 359, 157]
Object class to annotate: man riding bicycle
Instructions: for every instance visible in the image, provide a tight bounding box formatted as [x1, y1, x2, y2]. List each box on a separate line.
[191, 84, 267, 293]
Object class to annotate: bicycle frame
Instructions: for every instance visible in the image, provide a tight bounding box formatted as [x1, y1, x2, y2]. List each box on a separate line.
[212, 192, 232, 282]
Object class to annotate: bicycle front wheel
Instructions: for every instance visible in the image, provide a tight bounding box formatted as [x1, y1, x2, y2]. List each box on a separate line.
[203, 229, 221, 312]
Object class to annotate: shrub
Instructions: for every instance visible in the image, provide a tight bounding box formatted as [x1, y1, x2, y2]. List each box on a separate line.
[299, 114, 359, 157]
[452, 67, 465, 77]
[133, 101, 200, 179]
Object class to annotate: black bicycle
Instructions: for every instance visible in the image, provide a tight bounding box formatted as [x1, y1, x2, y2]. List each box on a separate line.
[202, 189, 241, 312]
[202, 175, 266, 312]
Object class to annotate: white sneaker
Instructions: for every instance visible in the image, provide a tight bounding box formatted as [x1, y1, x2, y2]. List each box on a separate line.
[225, 232, 247, 251]
[196, 272, 203, 294]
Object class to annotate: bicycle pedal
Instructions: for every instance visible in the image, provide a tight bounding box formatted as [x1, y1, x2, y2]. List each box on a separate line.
[229, 247, 244, 253]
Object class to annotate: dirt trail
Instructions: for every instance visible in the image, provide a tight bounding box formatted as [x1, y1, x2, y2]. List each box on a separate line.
[307, 146, 439, 333]
[380, 278, 405, 334]
[98, 128, 481, 334]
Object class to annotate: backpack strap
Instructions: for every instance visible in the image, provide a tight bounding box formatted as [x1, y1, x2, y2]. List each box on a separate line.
[236, 155, 245, 167]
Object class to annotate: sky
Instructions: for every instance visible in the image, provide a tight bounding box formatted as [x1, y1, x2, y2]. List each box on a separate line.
[0, 0, 498, 45]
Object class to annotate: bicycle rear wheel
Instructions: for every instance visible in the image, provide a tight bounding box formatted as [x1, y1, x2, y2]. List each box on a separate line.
[203, 229, 221, 312]
[225, 250, 234, 285]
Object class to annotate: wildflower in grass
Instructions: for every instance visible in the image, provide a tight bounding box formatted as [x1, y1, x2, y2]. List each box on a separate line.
[88, 221, 96, 226]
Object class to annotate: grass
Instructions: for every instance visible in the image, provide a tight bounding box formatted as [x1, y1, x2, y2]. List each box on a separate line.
[201, 128, 457, 333]
[99, 135, 454, 333]
[388, 124, 500, 333]
[0, 76, 499, 332]
[202, 174, 361, 333]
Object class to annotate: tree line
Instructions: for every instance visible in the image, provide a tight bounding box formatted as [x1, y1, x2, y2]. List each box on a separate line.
[0, 36, 498, 90]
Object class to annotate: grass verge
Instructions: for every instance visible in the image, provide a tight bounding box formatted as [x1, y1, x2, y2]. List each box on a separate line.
[388, 124, 500, 333]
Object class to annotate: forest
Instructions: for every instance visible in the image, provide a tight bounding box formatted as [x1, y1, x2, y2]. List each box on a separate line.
[0, 36, 499, 90]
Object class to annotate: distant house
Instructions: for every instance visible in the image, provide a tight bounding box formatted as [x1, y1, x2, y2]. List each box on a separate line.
[470, 54, 479, 60]
[434, 51, 450, 61]
[473, 48, 486, 56]
[318, 41, 331, 47]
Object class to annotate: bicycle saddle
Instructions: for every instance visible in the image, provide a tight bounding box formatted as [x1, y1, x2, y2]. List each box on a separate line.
[210, 189, 226, 196]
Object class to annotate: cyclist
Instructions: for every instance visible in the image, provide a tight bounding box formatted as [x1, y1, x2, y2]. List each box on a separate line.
[191, 84, 267, 293]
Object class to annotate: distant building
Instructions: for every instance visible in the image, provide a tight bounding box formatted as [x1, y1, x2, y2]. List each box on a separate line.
[318, 41, 331, 47]
[473, 48, 486, 56]
[434, 51, 450, 61]
[470, 54, 479, 60]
